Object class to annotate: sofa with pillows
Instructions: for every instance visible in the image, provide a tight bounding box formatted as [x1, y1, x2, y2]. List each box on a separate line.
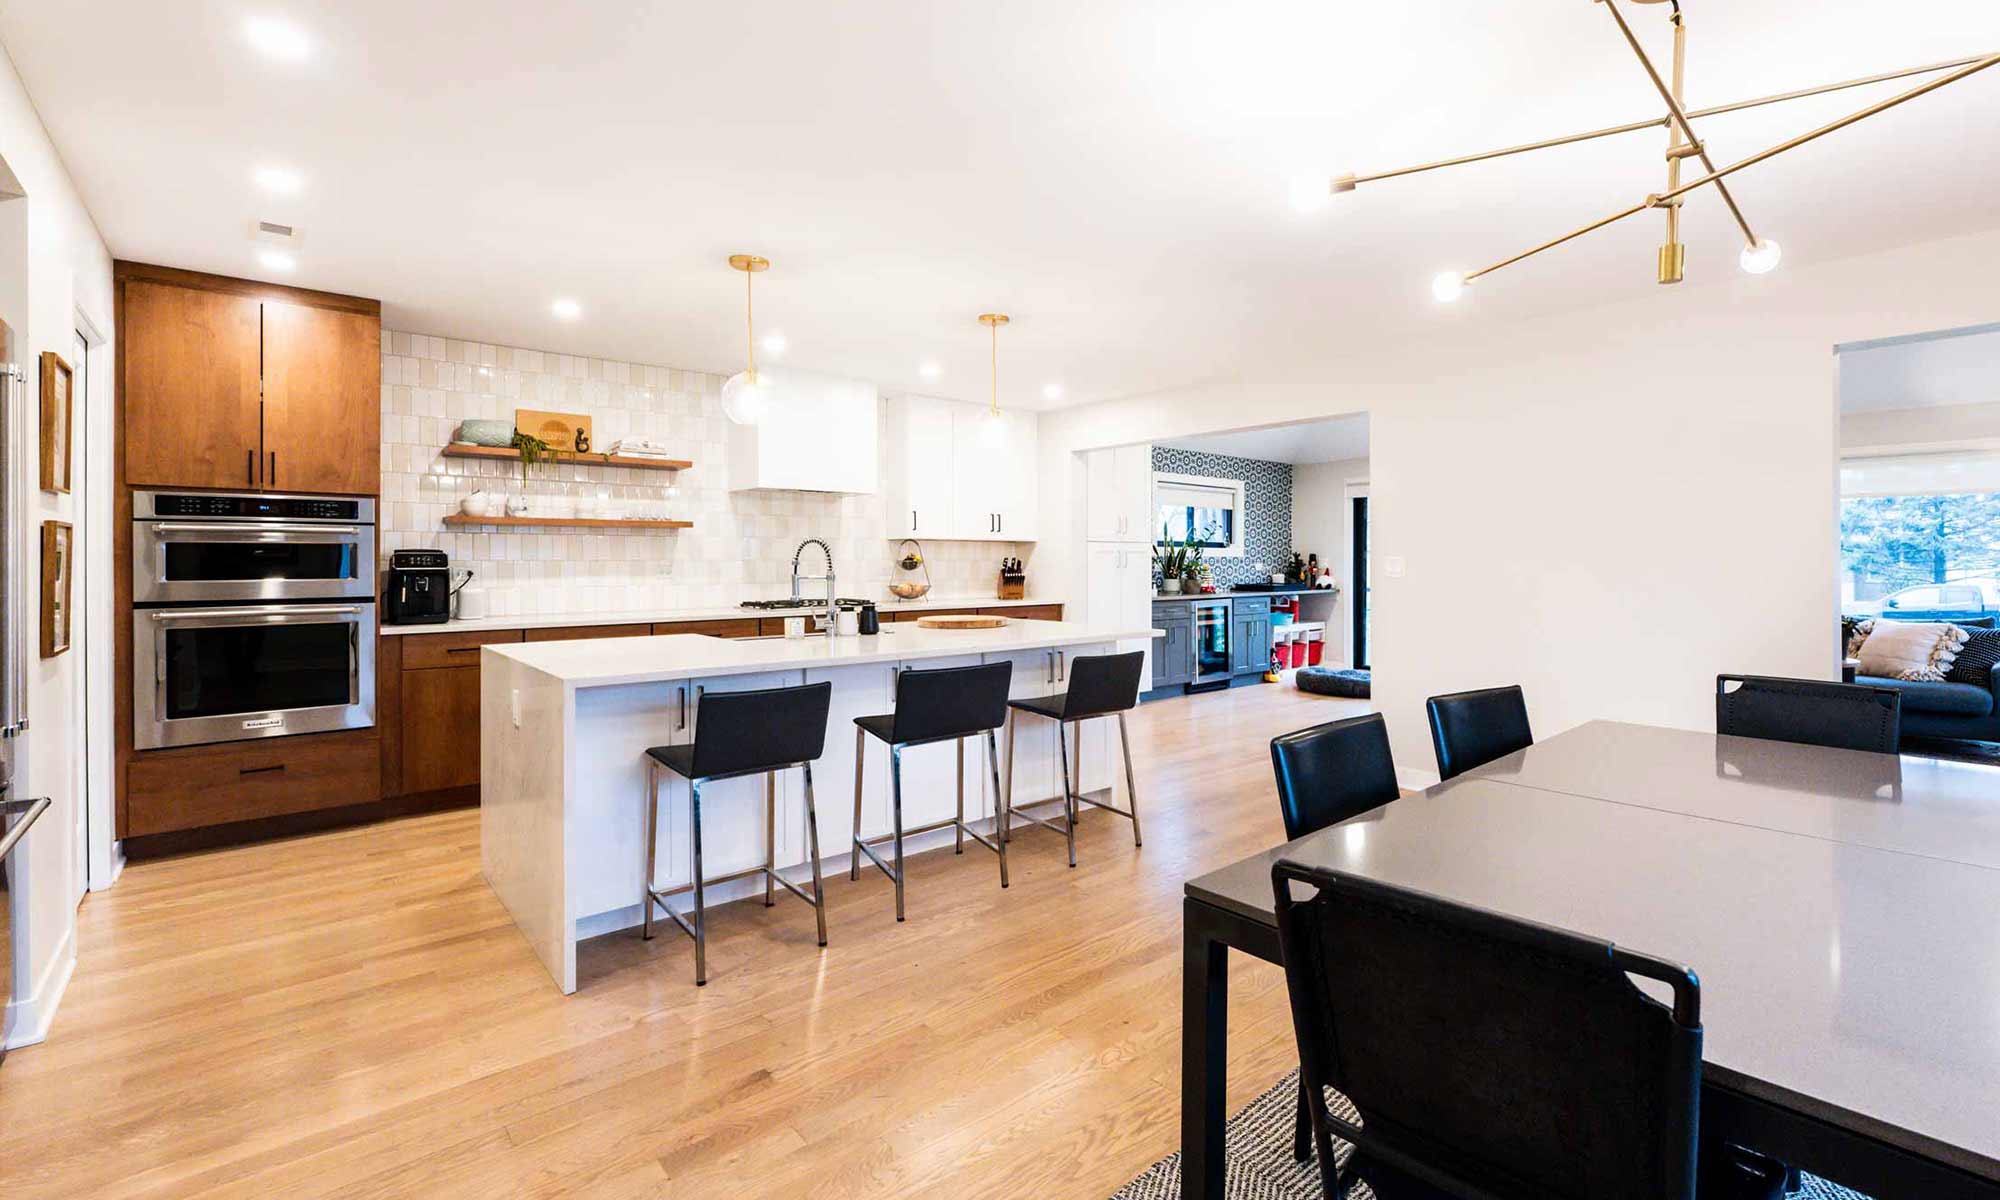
[1847, 617, 2000, 745]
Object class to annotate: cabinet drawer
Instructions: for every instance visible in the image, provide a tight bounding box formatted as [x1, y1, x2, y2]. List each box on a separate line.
[653, 618, 760, 639]
[1232, 597, 1272, 615]
[127, 731, 381, 836]
[400, 628, 524, 669]
[889, 607, 980, 623]
[983, 604, 1063, 621]
[524, 623, 653, 642]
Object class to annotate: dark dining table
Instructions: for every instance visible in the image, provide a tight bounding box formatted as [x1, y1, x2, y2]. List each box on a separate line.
[1182, 720, 2000, 1200]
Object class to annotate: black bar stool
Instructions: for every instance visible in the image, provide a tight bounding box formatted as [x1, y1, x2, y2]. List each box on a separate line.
[1002, 650, 1146, 867]
[850, 660, 1013, 921]
[641, 680, 833, 986]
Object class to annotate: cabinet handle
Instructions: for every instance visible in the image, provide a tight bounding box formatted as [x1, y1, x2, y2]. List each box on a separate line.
[911, 509, 917, 530]
[269, 451, 276, 488]
[445, 646, 479, 654]
[239, 764, 286, 776]
[246, 450, 255, 486]
[678, 685, 688, 730]
[1057, 650, 1066, 682]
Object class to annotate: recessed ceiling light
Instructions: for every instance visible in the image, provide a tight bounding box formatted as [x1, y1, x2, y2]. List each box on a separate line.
[918, 361, 941, 379]
[254, 166, 303, 194]
[1042, 383, 1063, 400]
[551, 298, 582, 320]
[761, 333, 787, 357]
[258, 250, 296, 272]
[244, 18, 310, 61]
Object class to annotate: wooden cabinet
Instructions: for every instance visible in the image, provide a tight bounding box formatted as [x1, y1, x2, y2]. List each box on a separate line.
[261, 301, 381, 495]
[653, 618, 760, 638]
[117, 265, 381, 496]
[982, 604, 1063, 621]
[122, 280, 264, 490]
[125, 729, 382, 837]
[526, 624, 652, 641]
[399, 667, 483, 794]
[401, 628, 523, 670]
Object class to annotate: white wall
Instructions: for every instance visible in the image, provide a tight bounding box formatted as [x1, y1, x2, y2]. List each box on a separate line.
[0, 41, 113, 1047]
[1292, 456, 1367, 663]
[1042, 227, 2000, 780]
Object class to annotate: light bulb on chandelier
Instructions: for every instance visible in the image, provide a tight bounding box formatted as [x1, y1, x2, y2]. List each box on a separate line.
[1738, 238, 1783, 275]
[1431, 271, 1468, 303]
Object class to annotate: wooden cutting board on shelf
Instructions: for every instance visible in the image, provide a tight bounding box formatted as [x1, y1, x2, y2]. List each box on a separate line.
[915, 615, 1007, 630]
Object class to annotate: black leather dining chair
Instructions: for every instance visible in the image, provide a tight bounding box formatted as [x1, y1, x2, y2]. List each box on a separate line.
[1716, 674, 1901, 754]
[1270, 713, 1403, 1162]
[1271, 860, 1705, 1200]
[1425, 684, 1533, 780]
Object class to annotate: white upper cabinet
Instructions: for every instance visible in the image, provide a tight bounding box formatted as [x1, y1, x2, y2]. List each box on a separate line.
[883, 395, 957, 538]
[1085, 444, 1153, 542]
[884, 396, 1039, 541]
[726, 368, 880, 493]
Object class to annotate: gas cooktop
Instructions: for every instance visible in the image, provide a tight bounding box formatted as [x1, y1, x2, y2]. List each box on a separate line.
[739, 597, 874, 610]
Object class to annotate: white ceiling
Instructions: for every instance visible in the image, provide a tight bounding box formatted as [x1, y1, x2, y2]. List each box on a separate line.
[1839, 325, 2000, 412]
[1159, 414, 1369, 465]
[4, 2, 1999, 410]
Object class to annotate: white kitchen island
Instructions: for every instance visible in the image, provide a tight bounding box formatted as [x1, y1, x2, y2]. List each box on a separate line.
[480, 618, 1159, 992]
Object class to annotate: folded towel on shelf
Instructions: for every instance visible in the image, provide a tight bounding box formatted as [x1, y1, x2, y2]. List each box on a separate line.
[610, 436, 673, 453]
[611, 448, 683, 461]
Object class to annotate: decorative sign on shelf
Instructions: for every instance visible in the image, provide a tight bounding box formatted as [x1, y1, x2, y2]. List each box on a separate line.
[514, 408, 593, 453]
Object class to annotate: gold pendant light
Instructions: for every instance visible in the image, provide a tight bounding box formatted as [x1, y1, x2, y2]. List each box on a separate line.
[722, 253, 771, 425]
[1326, 0, 1999, 300]
[978, 313, 1010, 445]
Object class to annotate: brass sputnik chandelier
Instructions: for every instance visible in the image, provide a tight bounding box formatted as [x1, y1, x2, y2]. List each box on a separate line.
[1324, 0, 2000, 302]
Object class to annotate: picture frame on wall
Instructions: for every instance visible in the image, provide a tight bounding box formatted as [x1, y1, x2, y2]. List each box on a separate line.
[39, 350, 72, 493]
[41, 520, 72, 658]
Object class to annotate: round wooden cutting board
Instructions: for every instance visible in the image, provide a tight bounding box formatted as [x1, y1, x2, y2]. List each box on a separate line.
[915, 615, 1008, 630]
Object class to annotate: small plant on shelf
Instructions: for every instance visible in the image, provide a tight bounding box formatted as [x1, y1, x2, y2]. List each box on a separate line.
[511, 430, 553, 487]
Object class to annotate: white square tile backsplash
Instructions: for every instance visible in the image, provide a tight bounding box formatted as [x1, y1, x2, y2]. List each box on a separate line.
[380, 331, 1034, 617]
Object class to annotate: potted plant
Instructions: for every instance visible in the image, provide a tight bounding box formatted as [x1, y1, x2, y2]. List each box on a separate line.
[1154, 523, 1191, 594]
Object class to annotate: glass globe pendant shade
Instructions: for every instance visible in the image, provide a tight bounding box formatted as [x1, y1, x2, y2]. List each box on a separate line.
[721, 370, 770, 425]
[1431, 271, 1468, 303]
[1738, 238, 1783, 275]
[978, 405, 1009, 447]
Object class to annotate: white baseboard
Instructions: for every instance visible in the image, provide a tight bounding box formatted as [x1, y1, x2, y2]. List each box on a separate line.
[4, 920, 77, 1049]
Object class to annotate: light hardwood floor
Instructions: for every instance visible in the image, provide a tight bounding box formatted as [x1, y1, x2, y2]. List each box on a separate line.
[0, 682, 1369, 1200]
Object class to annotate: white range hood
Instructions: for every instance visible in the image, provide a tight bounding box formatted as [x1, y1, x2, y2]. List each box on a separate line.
[725, 366, 880, 493]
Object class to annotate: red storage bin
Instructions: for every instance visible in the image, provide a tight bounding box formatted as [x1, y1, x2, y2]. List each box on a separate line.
[1286, 640, 1308, 668]
[1305, 631, 1325, 666]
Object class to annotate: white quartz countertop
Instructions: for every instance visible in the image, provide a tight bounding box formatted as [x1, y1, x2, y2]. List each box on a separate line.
[380, 594, 1062, 636]
[486, 618, 1158, 687]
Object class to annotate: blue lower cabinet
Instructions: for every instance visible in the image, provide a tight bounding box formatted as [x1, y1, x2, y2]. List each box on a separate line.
[1152, 607, 1194, 689]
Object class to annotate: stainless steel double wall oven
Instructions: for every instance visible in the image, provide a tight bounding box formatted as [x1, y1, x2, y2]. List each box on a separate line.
[131, 490, 376, 750]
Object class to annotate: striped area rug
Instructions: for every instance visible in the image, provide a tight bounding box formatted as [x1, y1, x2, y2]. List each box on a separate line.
[1110, 1070, 1869, 1199]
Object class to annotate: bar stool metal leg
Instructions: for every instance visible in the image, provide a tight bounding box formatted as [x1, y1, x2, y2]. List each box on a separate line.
[1055, 720, 1078, 868]
[1071, 727, 1082, 824]
[690, 780, 707, 986]
[642, 759, 659, 940]
[954, 737, 966, 855]
[764, 771, 777, 907]
[1002, 709, 1018, 844]
[1118, 711, 1143, 848]
[889, 744, 907, 921]
[985, 728, 1008, 887]
[850, 725, 865, 882]
[802, 762, 828, 947]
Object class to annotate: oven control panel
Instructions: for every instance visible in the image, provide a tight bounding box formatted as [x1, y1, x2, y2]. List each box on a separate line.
[146, 493, 366, 521]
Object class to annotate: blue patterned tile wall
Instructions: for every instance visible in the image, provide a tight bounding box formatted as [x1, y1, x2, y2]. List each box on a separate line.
[1150, 446, 1293, 587]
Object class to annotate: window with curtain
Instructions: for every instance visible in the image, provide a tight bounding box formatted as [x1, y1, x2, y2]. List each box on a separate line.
[1840, 449, 2000, 619]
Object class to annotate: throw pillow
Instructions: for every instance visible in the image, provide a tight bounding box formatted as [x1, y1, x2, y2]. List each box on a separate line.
[1845, 618, 1875, 659]
[1947, 627, 2000, 687]
[1855, 621, 1967, 682]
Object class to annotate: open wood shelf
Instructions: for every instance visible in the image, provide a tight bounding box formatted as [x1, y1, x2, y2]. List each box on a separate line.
[441, 514, 693, 530]
[440, 443, 693, 472]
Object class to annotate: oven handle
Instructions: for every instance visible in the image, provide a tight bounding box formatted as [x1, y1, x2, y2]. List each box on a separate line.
[150, 605, 365, 622]
[149, 523, 361, 537]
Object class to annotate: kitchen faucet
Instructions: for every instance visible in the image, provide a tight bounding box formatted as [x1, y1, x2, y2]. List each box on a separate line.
[790, 538, 837, 639]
